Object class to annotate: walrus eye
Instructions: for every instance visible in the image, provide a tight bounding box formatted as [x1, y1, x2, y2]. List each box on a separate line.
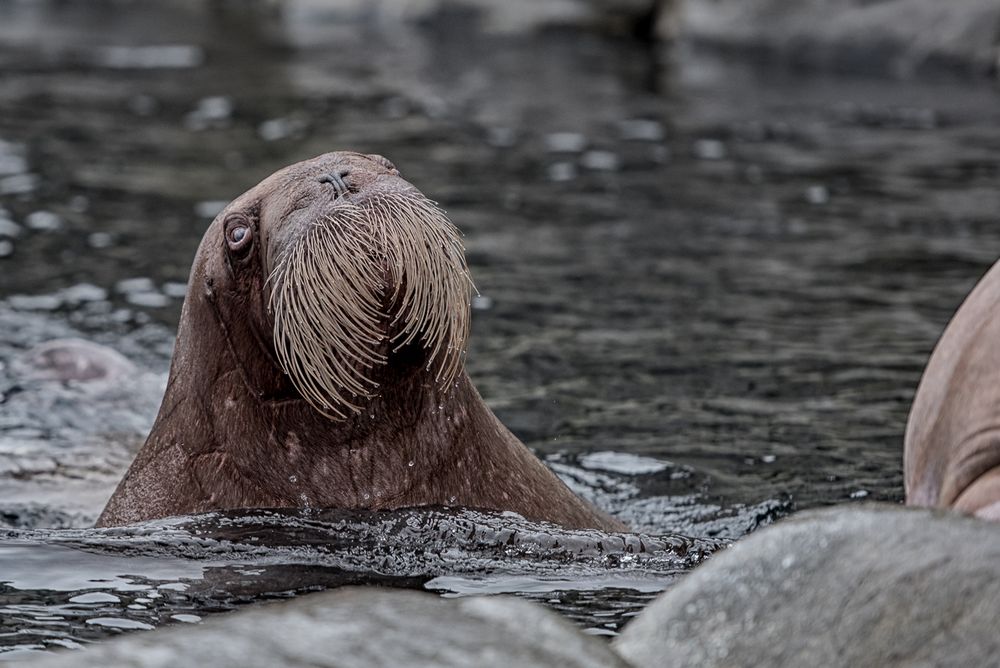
[224, 215, 253, 255]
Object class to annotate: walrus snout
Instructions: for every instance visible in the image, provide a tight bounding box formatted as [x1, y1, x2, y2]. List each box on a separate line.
[258, 154, 472, 419]
[298, 154, 407, 212]
[314, 154, 398, 199]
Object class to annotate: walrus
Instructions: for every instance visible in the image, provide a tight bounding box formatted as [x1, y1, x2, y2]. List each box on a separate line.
[97, 152, 624, 531]
[905, 259, 1000, 521]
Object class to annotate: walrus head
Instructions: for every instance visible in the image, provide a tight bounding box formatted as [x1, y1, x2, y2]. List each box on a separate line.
[97, 151, 624, 531]
[193, 151, 471, 420]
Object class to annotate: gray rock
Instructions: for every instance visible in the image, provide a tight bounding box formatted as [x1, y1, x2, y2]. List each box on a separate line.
[93, 45, 204, 70]
[59, 284, 108, 304]
[617, 119, 665, 143]
[0, 213, 22, 238]
[27, 587, 630, 668]
[581, 150, 621, 171]
[546, 132, 588, 153]
[0, 173, 38, 195]
[675, 0, 1000, 77]
[615, 504, 1000, 667]
[25, 211, 62, 231]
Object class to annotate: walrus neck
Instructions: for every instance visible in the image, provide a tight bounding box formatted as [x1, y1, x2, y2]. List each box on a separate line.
[168, 286, 467, 440]
[150, 355, 496, 510]
[99, 283, 624, 530]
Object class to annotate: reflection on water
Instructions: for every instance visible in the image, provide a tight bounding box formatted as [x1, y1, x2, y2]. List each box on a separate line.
[1, 0, 1000, 656]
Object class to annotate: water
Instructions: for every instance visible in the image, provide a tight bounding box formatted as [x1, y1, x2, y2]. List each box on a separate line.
[2, 0, 1000, 658]
[1, 508, 723, 657]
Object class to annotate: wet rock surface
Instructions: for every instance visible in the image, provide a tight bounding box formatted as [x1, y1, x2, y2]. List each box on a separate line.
[615, 505, 1000, 667]
[0, 311, 166, 528]
[24, 587, 631, 668]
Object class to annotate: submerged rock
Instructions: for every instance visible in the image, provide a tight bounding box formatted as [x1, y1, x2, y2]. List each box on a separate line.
[14, 339, 136, 383]
[26, 587, 630, 668]
[614, 504, 1000, 667]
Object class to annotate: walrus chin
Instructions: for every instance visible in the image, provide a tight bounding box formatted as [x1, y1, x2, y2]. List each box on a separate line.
[96, 151, 624, 532]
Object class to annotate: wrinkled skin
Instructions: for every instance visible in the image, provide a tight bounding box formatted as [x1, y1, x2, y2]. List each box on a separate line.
[905, 259, 1000, 521]
[97, 152, 624, 531]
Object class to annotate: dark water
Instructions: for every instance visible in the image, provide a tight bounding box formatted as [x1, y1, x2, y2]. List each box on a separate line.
[1, 508, 723, 655]
[1, 0, 999, 659]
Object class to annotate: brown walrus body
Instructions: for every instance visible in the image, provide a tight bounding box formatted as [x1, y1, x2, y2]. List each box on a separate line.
[905, 259, 1000, 521]
[97, 152, 622, 531]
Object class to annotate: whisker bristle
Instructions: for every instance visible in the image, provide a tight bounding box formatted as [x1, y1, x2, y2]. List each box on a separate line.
[270, 192, 472, 419]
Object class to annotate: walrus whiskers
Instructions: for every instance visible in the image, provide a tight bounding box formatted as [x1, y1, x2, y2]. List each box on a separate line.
[269, 191, 472, 419]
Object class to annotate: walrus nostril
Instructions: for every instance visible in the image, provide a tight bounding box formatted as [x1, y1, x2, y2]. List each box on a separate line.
[318, 169, 352, 198]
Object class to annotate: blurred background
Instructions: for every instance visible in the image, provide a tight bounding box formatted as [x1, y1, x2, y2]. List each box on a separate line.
[0, 0, 1000, 615]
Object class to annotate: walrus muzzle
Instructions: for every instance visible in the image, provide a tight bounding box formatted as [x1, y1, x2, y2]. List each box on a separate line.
[269, 189, 471, 419]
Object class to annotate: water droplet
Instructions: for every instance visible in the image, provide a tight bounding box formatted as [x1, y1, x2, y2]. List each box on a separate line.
[408, 460, 415, 467]
[363, 493, 371, 501]
[288, 475, 298, 484]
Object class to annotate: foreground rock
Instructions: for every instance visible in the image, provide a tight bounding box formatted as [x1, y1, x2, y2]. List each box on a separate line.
[27, 587, 629, 668]
[673, 0, 1000, 77]
[615, 504, 1000, 667]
